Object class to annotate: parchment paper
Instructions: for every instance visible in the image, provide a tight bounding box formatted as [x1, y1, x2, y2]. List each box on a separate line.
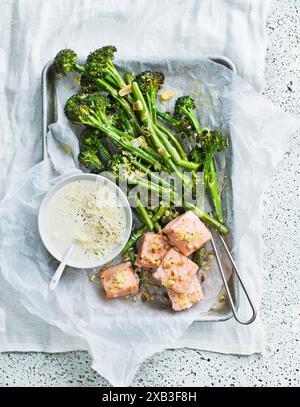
[1, 58, 299, 386]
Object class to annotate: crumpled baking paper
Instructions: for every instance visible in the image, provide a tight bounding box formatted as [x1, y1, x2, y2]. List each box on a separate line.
[0, 58, 299, 386]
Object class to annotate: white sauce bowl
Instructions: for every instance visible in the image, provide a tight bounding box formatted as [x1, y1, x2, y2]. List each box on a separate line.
[38, 173, 132, 269]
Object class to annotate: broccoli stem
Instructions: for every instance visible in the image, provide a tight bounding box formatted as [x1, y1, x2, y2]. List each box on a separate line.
[75, 64, 140, 134]
[92, 159, 104, 171]
[103, 131, 158, 166]
[122, 206, 168, 254]
[91, 138, 111, 160]
[121, 115, 134, 133]
[108, 126, 135, 141]
[184, 201, 228, 235]
[129, 174, 177, 201]
[109, 128, 163, 162]
[157, 110, 182, 127]
[131, 81, 192, 188]
[156, 123, 187, 160]
[107, 61, 127, 89]
[103, 75, 119, 88]
[154, 125, 199, 171]
[86, 118, 159, 167]
[127, 170, 228, 234]
[131, 82, 169, 156]
[206, 158, 224, 223]
[153, 125, 181, 160]
[184, 109, 203, 134]
[134, 194, 154, 230]
[96, 123, 164, 164]
[82, 108, 165, 167]
[146, 89, 157, 123]
[125, 72, 134, 85]
[182, 107, 225, 223]
[131, 159, 174, 190]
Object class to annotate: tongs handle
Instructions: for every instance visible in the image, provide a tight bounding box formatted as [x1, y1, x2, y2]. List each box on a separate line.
[210, 232, 257, 325]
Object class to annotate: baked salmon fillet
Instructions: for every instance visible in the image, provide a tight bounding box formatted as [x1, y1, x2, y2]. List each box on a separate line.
[153, 248, 199, 293]
[163, 210, 212, 256]
[168, 275, 203, 311]
[100, 262, 139, 299]
[135, 232, 170, 268]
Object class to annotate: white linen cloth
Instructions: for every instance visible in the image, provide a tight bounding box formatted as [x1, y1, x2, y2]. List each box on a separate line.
[1, 0, 291, 385]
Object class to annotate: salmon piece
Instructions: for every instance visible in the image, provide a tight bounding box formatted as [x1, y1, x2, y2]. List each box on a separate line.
[100, 262, 139, 299]
[153, 248, 199, 293]
[163, 211, 212, 256]
[135, 232, 170, 268]
[168, 275, 203, 311]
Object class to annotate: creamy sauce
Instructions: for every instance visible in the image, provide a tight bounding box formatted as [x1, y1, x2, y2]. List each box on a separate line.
[45, 180, 127, 265]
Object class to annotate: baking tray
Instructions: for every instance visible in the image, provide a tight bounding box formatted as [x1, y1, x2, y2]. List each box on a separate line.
[42, 55, 238, 322]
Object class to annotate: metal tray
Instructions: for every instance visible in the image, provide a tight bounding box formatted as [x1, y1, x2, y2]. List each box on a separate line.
[42, 55, 238, 322]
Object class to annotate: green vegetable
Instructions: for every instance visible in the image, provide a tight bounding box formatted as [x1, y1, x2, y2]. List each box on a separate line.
[55, 46, 230, 249]
[134, 193, 154, 231]
[199, 129, 229, 223]
[174, 96, 202, 134]
[174, 95, 228, 223]
[85, 46, 127, 90]
[108, 153, 228, 234]
[65, 93, 160, 167]
[78, 146, 104, 171]
[54, 48, 141, 134]
[135, 71, 164, 123]
[80, 127, 111, 161]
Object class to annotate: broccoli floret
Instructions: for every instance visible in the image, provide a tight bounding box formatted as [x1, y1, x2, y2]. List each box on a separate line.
[65, 103, 94, 126]
[80, 75, 100, 93]
[84, 46, 126, 90]
[198, 129, 228, 223]
[108, 154, 131, 178]
[80, 127, 101, 145]
[84, 93, 132, 131]
[64, 93, 90, 116]
[64, 92, 159, 167]
[135, 71, 164, 95]
[174, 96, 202, 134]
[199, 129, 229, 155]
[64, 92, 109, 125]
[174, 95, 195, 116]
[79, 146, 103, 171]
[80, 127, 97, 145]
[54, 49, 78, 74]
[54, 47, 141, 134]
[84, 93, 110, 117]
[80, 127, 111, 161]
[135, 71, 164, 121]
[85, 46, 117, 78]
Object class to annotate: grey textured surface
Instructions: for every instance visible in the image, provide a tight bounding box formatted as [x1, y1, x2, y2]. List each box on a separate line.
[0, 0, 299, 387]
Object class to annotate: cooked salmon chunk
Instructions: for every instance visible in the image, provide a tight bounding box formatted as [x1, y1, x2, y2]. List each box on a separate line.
[135, 232, 170, 268]
[100, 262, 139, 299]
[163, 211, 212, 256]
[168, 275, 203, 311]
[153, 248, 199, 293]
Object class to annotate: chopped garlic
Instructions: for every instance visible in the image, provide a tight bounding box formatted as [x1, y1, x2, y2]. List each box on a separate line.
[119, 84, 132, 97]
[133, 100, 143, 111]
[130, 135, 148, 148]
[160, 90, 176, 103]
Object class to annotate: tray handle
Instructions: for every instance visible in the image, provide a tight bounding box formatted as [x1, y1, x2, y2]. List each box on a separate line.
[210, 231, 257, 325]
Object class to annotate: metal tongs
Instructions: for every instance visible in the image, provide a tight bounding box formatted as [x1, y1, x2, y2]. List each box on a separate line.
[208, 212, 257, 325]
